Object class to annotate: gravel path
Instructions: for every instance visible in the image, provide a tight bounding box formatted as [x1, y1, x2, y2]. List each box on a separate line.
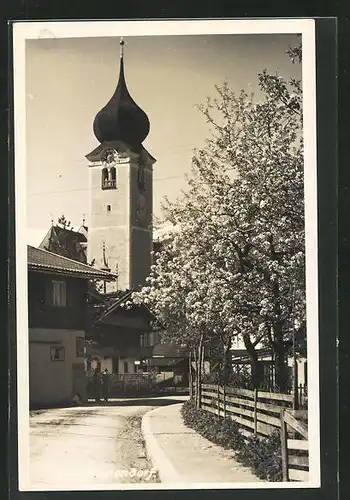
[29, 397, 183, 489]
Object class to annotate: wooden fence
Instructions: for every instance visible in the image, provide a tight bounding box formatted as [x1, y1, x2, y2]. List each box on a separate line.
[201, 384, 295, 436]
[280, 409, 309, 482]
[199, 384, 309, 482]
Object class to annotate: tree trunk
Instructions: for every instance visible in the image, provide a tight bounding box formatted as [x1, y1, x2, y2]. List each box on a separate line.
[200, 339, 205, 375]
[221, 345, 227, 386]
[197, 332, 205, 409]
[189, 349, 193, 399]
[193, 347, 198, 407]
[222, 343, 232, 385]
[243, 333, 263, 389]
[274, 339, 288, 393]
[272, 322, 288, 393]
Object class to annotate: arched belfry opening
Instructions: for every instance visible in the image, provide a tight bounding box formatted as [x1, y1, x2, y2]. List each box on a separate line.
[101, 167, 109, 189]
[101, 166, 117, 190]
[110, 166, 116, 185]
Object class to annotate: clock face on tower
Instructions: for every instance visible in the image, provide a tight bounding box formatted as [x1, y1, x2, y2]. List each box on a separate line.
[136, 194, 147, 224]
[101, 148, 117, 166]
[137, 164, 146, 191]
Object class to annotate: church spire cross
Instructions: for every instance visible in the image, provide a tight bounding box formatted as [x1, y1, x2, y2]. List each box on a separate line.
[120, 37, 124, 59]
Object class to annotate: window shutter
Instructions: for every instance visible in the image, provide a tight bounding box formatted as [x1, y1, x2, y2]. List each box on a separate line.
[45, 281, 52, 305]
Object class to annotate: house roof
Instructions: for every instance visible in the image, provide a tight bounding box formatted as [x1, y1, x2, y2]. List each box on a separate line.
[28, 245, 117, 280]
[230, 348, 272, 363]
[147, 357, 185, 367]
[92, 289, 157, 324]
[151, 343, 189, 358]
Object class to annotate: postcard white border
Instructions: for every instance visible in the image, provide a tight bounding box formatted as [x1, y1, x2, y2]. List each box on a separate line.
[13, 18, 319, 491]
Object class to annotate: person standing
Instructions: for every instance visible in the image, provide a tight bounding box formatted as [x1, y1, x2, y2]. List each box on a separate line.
[92, 368, 101, 403]
[101, 368, 110, 402]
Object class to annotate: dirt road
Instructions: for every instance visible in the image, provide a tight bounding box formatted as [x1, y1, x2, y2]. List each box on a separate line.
[29, 396, 184, 489]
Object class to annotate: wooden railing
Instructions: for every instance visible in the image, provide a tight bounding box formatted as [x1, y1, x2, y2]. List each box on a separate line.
[280, 409, 309, 482]
[102, 179, 116, 189]
[199, 383, 309, 482]
[201, 384, 294, 436]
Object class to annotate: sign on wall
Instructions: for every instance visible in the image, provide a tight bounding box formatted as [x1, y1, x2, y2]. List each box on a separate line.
[50, 346, 65, 361]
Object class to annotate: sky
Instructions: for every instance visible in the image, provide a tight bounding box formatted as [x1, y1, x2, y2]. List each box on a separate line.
[25, 33, 301, 245]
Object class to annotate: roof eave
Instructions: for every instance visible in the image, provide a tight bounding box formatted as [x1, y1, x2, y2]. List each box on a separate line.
[28, 264, 117, 281]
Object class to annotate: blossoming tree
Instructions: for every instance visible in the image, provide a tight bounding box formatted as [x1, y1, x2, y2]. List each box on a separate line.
[136, 44, 305, 394]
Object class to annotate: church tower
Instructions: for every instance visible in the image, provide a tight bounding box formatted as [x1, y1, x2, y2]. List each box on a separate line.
[86, 40, 155, 292]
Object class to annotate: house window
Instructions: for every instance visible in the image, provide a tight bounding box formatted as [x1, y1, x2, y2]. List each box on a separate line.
[76, 336, 85, 357]
[107, 204, 111, 212]
[124, 361, 129, 373]
[52, 280, 67, 307]
[51, 346, 65, 361]
[113, 357, 119, 374]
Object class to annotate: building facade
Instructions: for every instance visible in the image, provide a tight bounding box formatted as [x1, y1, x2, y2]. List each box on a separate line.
[28, 245, 115, 407]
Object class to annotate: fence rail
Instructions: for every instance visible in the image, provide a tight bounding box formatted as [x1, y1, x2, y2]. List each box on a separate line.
[201, 384, 297, 437]
[280, 409, 309, 482]
[198, 383, 309, 482]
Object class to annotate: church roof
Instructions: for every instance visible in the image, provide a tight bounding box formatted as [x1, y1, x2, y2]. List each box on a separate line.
[39, 225, 87, 263]
[92, 39, 150, 151]
[28, 245, 117, 280]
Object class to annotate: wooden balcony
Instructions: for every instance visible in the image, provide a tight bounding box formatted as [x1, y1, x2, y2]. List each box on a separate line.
[102, 180, 116, 190]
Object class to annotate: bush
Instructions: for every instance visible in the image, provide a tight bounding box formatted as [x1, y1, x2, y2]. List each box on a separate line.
[181, 400, 282, 482]
[181, 400, 245, 451]
[235, 431, 282, 481]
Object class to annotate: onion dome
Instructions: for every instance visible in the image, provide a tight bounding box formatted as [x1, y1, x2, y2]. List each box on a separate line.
[93, 39, 150, 149]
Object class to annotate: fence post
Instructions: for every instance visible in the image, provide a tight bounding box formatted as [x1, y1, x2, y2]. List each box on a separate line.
[254, 388, 258, 434]
[280, 409, 289, 482]
[217, 384, 220, 417]
[299, 383, 305, 408]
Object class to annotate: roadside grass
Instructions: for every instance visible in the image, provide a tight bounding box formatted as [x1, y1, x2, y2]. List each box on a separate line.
[29, 409, 46, 417]
[122, 411, 161, 484]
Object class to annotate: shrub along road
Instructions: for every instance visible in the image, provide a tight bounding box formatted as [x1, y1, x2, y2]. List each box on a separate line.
[28, 396, 185, 489]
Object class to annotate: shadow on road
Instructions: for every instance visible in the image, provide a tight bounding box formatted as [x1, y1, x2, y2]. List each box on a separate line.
[30, 396, 188, 412]
[87, 397, 186, 407]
